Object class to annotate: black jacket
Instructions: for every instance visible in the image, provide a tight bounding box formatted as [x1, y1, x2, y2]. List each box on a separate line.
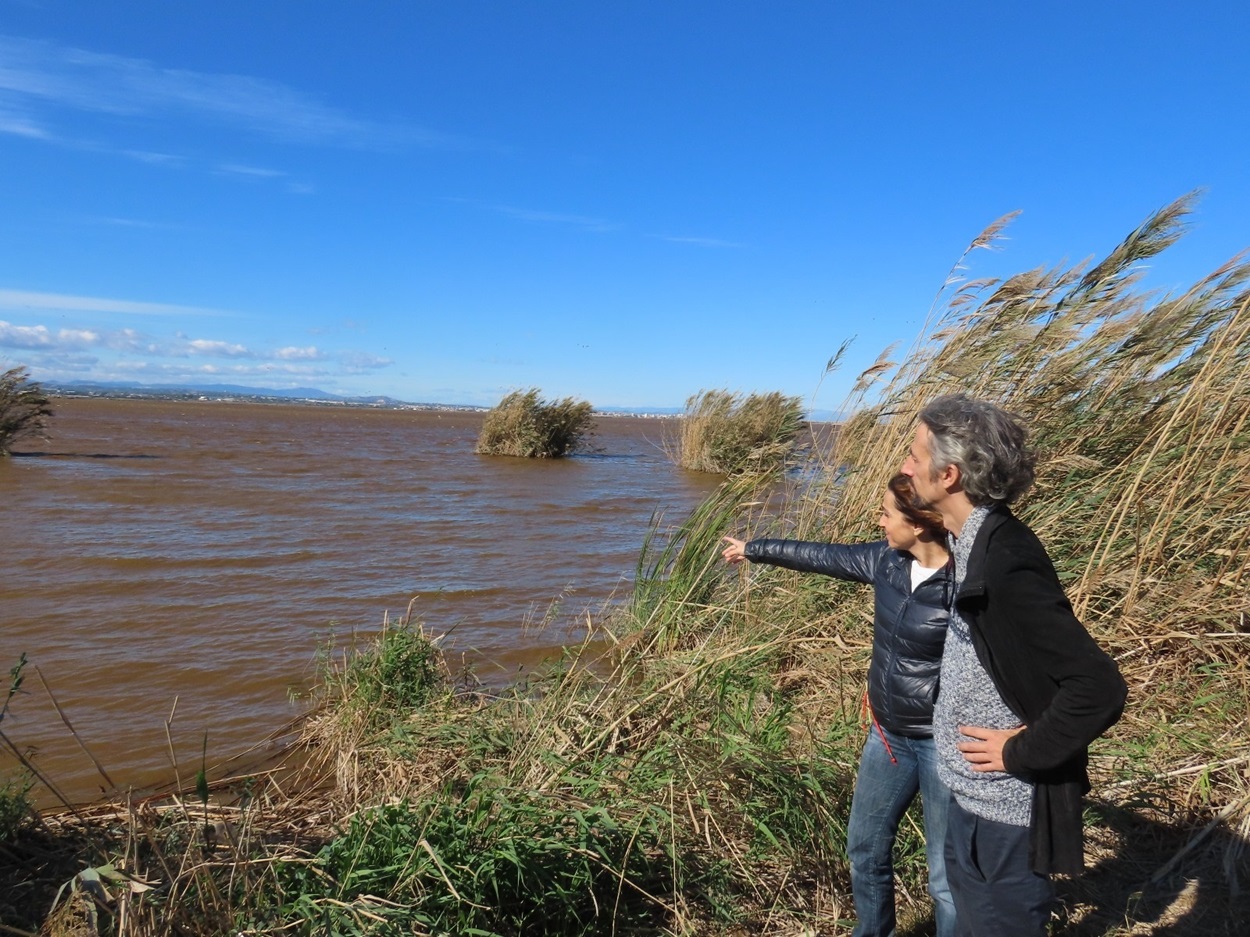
[743, 539, 951, 737]
[957, 507, 1127, 875]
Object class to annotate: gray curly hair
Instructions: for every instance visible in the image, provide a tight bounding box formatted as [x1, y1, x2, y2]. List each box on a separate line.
[918, 394, 1035, 505]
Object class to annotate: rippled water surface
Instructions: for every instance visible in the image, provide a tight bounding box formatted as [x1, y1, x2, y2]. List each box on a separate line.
[1, 398, 719, 804]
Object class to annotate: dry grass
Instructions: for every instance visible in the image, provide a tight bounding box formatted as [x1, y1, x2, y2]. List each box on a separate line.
[720, 191, 1250, 934]
[4, 193, 1249, 935]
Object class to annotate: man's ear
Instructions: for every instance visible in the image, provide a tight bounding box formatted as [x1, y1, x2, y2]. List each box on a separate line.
[939, 461, 962, 492]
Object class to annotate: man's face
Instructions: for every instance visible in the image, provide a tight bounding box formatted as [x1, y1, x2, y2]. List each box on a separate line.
[901, 422, 945, 507]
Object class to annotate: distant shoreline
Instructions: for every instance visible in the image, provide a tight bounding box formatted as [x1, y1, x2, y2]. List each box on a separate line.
[45, 384, 838, 422]
[45, 386, 685, 419]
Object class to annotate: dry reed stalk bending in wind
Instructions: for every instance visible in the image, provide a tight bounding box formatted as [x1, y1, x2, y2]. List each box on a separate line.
[6, 192, 1250, 936]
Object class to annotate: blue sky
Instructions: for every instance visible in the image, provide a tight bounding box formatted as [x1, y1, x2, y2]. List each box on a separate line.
[1, 2, 1247, 411]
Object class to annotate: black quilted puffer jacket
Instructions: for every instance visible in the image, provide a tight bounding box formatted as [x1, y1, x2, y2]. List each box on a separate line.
[743, 539, 952, 737]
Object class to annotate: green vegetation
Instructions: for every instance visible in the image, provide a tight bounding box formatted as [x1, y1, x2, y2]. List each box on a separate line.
[0, 774, 30, 843]
[0, 365, 53, 456]
[281, 598, 848, 935]
[3, 193, 1249, 935]
[0, 656, 32, 843]
[672, 389, 805, 475]
[475, 388, 596, 458]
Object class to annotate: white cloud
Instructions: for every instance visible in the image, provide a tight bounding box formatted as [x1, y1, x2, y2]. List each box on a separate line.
[186, 338, 251, 358]
[0, 321, 52, 348]
[0, 320, 98, 349]
[274, 346, 321, 360]
[5, 314, 395, 389]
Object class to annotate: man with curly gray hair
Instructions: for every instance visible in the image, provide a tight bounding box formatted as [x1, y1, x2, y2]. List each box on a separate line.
[902, 393, 1126, 937]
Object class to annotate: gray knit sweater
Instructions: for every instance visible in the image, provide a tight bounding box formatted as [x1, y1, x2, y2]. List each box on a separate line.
[933, 504, 1033, 826]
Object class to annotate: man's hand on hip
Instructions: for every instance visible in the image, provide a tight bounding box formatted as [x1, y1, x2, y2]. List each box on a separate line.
[957, 724, 1025, 773]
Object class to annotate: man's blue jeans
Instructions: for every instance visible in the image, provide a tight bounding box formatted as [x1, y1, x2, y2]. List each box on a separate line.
[847, 728, 956, 937]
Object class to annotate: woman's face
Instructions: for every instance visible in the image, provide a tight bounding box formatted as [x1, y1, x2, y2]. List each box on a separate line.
[879, 491, 920, 553]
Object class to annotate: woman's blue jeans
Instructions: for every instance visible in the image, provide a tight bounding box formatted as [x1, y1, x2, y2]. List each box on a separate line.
[846, 728, 956, 937]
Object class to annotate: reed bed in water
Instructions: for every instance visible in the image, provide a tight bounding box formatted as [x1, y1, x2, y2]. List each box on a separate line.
[475, 388, 595, 458]
[4, 192, 1248, 935]
[669, 389, 806, 475]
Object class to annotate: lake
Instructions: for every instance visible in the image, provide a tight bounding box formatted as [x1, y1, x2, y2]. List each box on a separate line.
[0, 397, 721, 805]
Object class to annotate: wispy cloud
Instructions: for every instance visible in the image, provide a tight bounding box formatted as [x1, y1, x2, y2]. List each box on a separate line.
[0, 289, 230, 319]
[440, 196, 619, 233]
[0, 34, 462, 151]
[83, 215, 184, 230]
[0, 288, 229, 317]
[216, 162, 287, 179]
[341, 351, 393, 370]
[654, 235, 744, 249]
[121, 149, 184, 165]
[492, 204, 620, 234]
[0, 104, 48, 138]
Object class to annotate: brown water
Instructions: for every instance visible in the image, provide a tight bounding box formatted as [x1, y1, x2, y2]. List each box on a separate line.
[1, 397, 720, 805]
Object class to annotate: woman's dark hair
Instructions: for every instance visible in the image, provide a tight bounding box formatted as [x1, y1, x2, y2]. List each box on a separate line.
[887, 473, 946, 540]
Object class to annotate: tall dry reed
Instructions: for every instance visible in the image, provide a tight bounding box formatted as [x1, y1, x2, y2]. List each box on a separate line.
[475, 388, 595, 458]
[7, 193, 1248, 936]
[720, 191, 1250, 933]
[672, 389, 805, 475]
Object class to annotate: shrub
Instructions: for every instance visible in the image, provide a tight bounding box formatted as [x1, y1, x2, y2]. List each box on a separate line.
[475, 388, 595, 458]
[673, 389, 805, 474]
[0, 366, 53, 456]
[0, 774, 32, 843]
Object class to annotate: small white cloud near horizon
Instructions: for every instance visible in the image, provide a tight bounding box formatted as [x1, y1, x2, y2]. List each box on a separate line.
[186, 338, 251, 358]
[0, 321, 96, 349]
[275, 346, 322, 361]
